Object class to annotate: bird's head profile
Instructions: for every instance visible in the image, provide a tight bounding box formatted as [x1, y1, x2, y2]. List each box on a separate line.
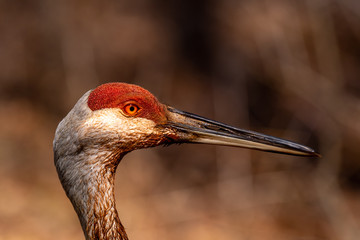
[53, 82, 319, 240]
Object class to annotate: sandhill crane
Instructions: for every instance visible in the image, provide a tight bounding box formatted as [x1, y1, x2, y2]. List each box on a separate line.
[53, 82, 319, 240]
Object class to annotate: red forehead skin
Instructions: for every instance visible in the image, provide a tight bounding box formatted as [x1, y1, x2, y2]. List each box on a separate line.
[88, 82, 167, 124]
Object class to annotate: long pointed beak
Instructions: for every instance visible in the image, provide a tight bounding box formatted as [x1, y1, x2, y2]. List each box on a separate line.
[163, 106, 320, 157]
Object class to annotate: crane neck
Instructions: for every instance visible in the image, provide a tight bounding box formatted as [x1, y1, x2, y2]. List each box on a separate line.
[56, 151, 129, 240]
[82, 165, 128, 240]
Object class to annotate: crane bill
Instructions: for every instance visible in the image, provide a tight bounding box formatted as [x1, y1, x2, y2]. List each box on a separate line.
[185, 129, 316, 156]
[165, 107, 320, 157]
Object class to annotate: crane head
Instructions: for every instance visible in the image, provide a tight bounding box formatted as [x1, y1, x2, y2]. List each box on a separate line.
[53, 82, 319, 239]
[54, 82, 319, 176]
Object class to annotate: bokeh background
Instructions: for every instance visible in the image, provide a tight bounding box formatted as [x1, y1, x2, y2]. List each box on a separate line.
[1, 0, 360, 239]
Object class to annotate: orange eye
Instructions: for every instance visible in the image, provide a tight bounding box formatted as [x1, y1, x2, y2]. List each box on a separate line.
[123, 104, 139, 116]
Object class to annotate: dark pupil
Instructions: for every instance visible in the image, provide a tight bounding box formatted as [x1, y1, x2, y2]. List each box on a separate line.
[129, 106, 135, 112]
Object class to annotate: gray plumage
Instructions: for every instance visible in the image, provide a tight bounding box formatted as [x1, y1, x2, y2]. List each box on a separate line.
[53, 83, 319, 240]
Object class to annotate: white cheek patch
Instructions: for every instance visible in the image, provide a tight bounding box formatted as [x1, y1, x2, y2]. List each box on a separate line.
[80, 109, 157, 142]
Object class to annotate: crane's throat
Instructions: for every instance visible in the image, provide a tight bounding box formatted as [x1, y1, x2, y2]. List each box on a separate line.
[56, 153, 129, 240]
[83, 168, 128, 240]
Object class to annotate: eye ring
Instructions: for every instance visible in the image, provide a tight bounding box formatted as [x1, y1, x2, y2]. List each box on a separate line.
[123, 103, 140, 116]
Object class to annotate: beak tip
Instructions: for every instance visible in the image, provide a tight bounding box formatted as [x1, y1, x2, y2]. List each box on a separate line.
[312, 151, 322, 158]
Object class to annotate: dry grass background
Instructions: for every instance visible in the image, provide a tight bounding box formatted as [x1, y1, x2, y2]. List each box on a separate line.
[0, 0, 360, 239]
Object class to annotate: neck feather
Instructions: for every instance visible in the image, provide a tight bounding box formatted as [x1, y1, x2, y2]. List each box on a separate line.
[56, 152, 129, 240]
[84, 167, 128, 240]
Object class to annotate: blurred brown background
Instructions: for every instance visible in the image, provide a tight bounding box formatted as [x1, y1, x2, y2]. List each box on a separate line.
[0, 0, 360, 239]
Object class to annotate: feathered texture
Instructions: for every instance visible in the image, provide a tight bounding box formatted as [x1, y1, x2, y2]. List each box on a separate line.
[53, 89, 174, 239]
[54, 83, 318, 239]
